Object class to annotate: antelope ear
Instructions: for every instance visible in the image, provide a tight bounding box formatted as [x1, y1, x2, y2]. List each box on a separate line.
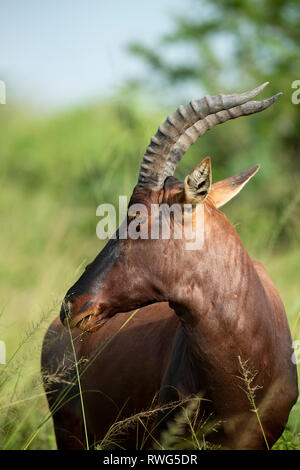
[210, 165, 260, 208]
[184, 157, 212, 204]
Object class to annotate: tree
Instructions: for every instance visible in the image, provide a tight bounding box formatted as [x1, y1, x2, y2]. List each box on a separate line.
[129, 0, 300, 171]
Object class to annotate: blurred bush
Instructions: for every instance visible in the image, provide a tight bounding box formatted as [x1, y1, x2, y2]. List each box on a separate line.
[129, 0, 300, 163]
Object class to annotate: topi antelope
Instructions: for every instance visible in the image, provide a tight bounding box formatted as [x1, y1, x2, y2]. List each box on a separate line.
[41, 83, 298, 450]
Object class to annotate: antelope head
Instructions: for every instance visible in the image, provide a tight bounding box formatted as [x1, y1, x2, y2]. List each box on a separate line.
[60, 83, 281, 331]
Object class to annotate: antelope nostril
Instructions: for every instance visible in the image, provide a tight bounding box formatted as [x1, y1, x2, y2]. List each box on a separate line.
[60, 300, 72, 325]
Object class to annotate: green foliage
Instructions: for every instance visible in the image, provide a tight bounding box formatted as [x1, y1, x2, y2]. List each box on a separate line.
[129, 0, 300, 169]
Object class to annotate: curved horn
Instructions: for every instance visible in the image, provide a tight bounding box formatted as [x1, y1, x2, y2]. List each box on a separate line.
[137, 82, 271, 190]
[163, 88, 282, 180]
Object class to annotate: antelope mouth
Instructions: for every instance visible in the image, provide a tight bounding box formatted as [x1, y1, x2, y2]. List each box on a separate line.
[69, 311, 108, 332]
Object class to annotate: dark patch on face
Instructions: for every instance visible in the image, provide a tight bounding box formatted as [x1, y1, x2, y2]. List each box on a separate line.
[70, 235, 121, 295]
[60, 233, 122, 325]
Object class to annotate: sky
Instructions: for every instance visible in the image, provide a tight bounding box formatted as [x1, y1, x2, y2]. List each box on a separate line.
[0, 0, 187, 110]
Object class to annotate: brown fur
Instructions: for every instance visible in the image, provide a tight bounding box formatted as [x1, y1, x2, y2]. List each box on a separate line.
[42, 176, 298, 450]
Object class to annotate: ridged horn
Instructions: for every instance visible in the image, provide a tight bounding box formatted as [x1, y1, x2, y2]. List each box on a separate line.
[163, 88, 282, 180]
[137, 82, 271, 190]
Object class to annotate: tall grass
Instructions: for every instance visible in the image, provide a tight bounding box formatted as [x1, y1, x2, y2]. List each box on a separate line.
[237, 356, 270, 450]
[0, 95, 299, 449]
